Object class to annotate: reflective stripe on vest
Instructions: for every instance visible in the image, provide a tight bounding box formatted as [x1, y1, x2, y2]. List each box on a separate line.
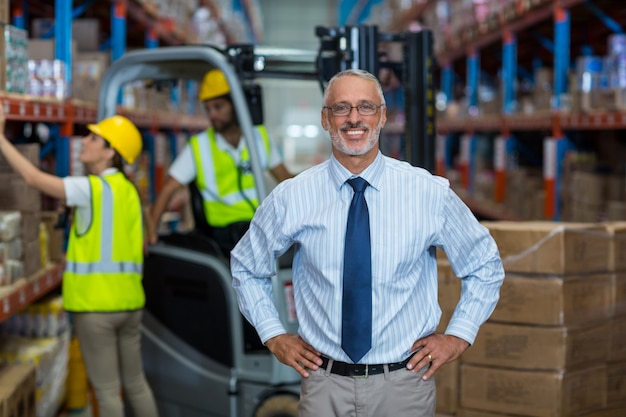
[63, 172, 145, 312]
[190, 126, 271, 227]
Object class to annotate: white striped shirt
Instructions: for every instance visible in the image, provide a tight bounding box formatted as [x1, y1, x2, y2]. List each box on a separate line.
[231, 151, 504, 364]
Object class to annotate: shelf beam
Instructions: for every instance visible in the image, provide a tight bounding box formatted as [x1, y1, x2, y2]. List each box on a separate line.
[0, 263, 64, 324]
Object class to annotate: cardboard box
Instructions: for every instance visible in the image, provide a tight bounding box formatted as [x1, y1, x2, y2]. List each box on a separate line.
[27, 39, 77, 62]
[609, 315, 626, 362]
[19, 212, 41, 245]
[31, 18, 99, 52]
[435, 359, 459, 415]
[463, 321, 610, 370]
[605, 223, 626, 272]
[437, 260, 461, 333]
[0, 144, 39, 174]
[0, 174, 41, 212]
[491, 273, 613, 326]
[40, 212, 64, 262]
[0, 0, 8, 24]
[22, 239, 40, 278]
[460, 364, 607, 417]
[458, 409, 520, 417]
[72, 51, 110, 102]
[0, 385, 19, 417]
[0, 363, 36, 417]
[614, 274, 626, 317]
[459, 408, 626, 417]
[581, 407, 626, 417]
[482, 221, 611, 275]
[607, 361, 626, 408]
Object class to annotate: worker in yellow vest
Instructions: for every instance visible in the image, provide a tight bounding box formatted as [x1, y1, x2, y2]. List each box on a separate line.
[0, 110, 159, 417]
[149, 69, 293, 254]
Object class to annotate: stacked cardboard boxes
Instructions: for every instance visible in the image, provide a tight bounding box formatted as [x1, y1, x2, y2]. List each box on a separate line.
[0, 363, 36, 417]
[435, 257, 461, 415]
[0, 144, 42, 281]
[454, 221, 625, 417]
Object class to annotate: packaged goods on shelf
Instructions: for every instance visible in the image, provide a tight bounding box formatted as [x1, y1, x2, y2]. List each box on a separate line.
[31, 18, 99, 53]
[571, 55, 607, 113]
[0, 143, 41, 212]
[0, 211, 21, 242]
[607, 201, 626, 221]
[72, 51, 110, 102]
[0, 295, 68, 339]
[40, 212, 64, 263]
[21, 238, 40, 279]
[0, 25, 28, 94]
[504, 167, 544, 220]
[2, 259, 23, 284]
[0, 238, 23, 263]
[26, 59, 69, 100]
[0, 174, 41, 211]
[0, 330, 69, 417]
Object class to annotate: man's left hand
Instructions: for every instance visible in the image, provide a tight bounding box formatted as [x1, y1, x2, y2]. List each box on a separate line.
[406, 334, 469, 380]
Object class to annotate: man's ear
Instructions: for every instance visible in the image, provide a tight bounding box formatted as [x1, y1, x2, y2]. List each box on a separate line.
[321, 111, 329, 131]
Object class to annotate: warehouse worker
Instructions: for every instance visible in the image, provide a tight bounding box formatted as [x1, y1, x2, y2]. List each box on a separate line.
[231, 69, 505, 416]
[149, 69, 293, 254]
[0, 110, 159, 417]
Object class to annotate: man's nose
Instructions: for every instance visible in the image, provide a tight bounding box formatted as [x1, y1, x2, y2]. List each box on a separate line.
[346, 107, 360, 122]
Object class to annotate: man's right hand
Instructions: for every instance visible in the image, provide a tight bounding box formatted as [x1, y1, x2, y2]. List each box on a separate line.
[265, 334, 323, 378]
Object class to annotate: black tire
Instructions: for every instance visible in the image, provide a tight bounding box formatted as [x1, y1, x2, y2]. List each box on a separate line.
[254, 394, 299, 417]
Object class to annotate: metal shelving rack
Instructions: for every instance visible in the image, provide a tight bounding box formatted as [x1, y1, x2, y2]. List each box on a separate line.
[397, 0, 626, 220]
[0, 0, 227, 323]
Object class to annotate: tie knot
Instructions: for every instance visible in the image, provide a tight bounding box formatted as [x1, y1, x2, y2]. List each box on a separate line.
[347, 177, 368, 193]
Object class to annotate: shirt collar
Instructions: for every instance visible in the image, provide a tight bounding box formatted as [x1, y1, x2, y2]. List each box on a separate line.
[214, 131, 243, 152]
[101, 167, 119, 176]
[328, 151, 385, 191]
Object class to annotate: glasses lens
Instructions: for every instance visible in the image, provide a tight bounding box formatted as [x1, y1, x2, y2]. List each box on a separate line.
[331, 104, 350, 116]
[357, 103, 378, 115]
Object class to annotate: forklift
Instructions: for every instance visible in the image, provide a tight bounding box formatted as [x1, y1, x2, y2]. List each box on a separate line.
[95, 25, 435, 417]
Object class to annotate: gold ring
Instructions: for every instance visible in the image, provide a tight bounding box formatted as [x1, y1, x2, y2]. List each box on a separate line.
[427, 354, 432, 361]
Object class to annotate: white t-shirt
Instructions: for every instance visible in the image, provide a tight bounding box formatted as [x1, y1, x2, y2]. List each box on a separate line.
[169, 130, 282, 185]
[62, 167, 119, 234]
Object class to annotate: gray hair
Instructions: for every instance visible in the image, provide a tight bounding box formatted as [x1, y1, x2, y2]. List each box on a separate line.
[322, 69, 386, 107]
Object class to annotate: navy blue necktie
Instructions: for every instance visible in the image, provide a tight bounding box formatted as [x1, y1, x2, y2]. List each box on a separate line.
[341, 177, 372, 363]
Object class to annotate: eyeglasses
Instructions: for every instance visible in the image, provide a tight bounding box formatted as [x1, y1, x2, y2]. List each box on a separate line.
[323, 102, 383, 117]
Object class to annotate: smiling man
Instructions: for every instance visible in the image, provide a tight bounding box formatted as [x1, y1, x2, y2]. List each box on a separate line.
[231, 69, 505, 417]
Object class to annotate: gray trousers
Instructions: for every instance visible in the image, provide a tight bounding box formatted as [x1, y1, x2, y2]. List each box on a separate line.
[299, 359, 436, 417]
[73, 310, 159, 417]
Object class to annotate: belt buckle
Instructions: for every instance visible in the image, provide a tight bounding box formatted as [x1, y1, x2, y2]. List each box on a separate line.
[351, 364, 369, 378]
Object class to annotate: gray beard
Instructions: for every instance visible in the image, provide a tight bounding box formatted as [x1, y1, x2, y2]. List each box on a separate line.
[330, 119, 382, 156]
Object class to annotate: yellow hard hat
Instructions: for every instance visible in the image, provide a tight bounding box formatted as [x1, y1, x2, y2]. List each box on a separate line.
[87, 115, 142, 164]
[199, 69, 230, 102]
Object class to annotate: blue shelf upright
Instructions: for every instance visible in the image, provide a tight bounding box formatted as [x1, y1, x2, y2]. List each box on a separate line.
[55, 0, 73, 178]
[545, 4, 571, 220]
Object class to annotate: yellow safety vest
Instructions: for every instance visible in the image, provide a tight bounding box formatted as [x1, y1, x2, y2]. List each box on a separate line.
[63, 171, 145, 312]
[190, 126, 271, 227]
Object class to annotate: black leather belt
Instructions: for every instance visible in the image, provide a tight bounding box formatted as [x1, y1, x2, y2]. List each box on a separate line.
[320, 356, 410, 378]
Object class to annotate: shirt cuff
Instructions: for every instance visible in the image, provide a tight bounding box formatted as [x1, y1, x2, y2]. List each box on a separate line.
[256, 317, 287, 344]
[444, 316, 480, 345]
